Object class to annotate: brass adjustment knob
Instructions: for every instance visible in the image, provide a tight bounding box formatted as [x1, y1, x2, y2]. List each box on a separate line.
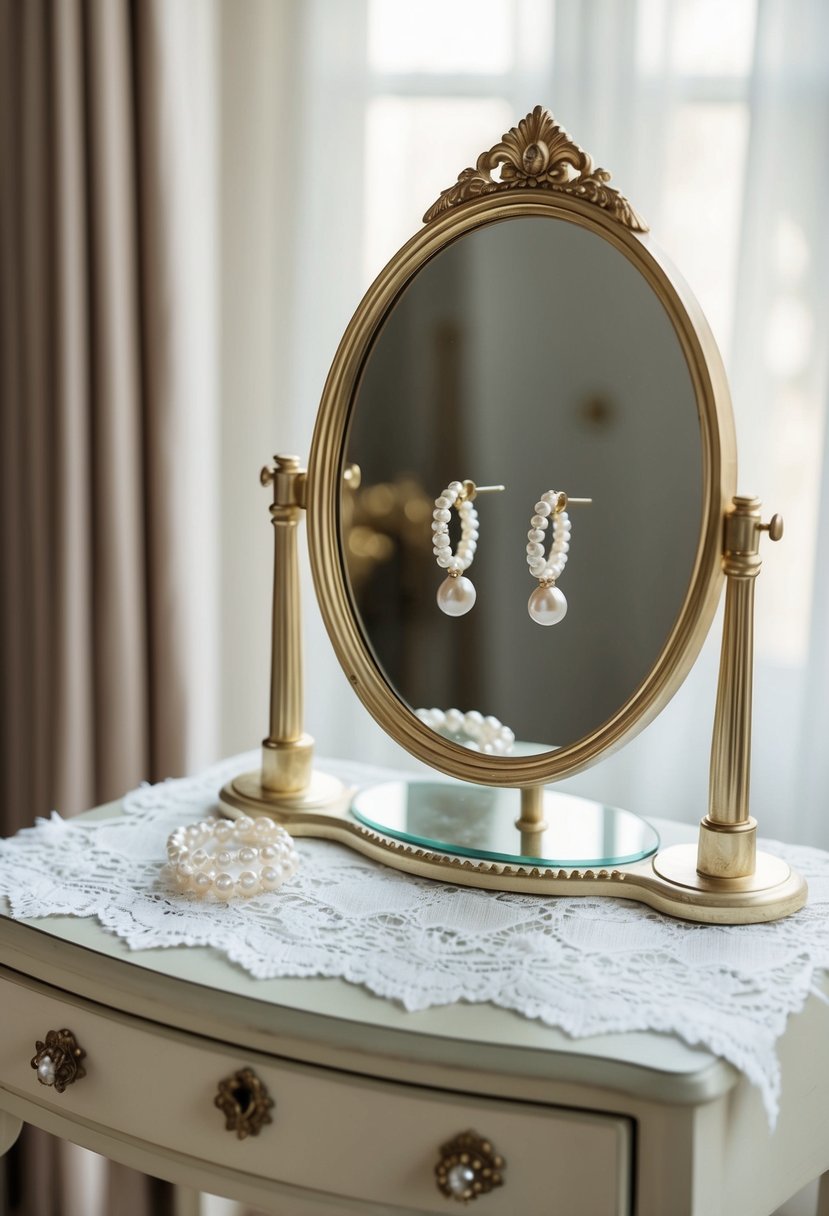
[435, 1129, 505, 1202]
[759, 513, 784, 541]
[214, 1068, 274, 1139]
[30, 1029, 86, 1093]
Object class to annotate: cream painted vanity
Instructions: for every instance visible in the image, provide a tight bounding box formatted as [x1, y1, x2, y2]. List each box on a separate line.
[1, 810, 828, 1216]
[1, 107, 826, 1215]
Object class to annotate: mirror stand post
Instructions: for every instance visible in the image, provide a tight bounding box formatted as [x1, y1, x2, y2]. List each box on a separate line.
[652, 496, 807, 921]
[219, 455, 348, 818]
[516, 787, 549, 858]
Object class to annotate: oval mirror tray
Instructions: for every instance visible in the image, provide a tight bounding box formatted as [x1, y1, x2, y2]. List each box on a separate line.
[351, 782, 660, 870]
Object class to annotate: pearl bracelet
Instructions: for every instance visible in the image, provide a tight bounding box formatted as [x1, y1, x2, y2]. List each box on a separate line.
[167, 815, 300, 899]
[415, 707, 515, 755]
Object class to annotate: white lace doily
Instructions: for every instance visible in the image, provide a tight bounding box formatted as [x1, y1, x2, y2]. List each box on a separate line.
[2, 751, 829, 1128]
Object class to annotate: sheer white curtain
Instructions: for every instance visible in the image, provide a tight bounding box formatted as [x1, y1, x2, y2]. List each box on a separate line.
[222, 0, 829, 845]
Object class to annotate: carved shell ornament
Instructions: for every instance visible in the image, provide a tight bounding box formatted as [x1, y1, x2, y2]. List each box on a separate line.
[423, 105, 648, 232]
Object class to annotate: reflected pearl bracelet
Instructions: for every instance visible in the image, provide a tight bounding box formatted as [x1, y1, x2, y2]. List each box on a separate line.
[167, 815, 300, 899]
[416, 707, 515, 755]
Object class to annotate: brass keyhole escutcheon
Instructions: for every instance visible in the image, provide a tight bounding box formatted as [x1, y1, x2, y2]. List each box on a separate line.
[435, 1129, 506, 1202]
[31, 1029, 86, 1094]
[214, 1068, 274, 1139]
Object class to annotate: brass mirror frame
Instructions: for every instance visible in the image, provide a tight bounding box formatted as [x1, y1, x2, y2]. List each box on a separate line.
[307, 189, 737, 787]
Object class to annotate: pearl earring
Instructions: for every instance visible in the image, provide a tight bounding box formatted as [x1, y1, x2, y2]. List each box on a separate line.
[433, 479, 504, 617]
[526, 490, 572, 626]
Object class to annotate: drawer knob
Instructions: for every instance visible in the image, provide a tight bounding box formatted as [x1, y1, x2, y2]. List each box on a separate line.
[435, 1129, 505, 1203]
[214, 1068, 273, 1139]
[30, 1029, 86, 1094]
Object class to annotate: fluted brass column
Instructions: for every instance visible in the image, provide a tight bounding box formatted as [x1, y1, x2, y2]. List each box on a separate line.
[260, 456, 313, 793]
[651, 493, 806, 920]
[219, 455, 347, 818]
[696, 496, 782, 878]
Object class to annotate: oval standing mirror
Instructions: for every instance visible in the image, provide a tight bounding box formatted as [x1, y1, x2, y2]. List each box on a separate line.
[223, 108, 806, 922]
[308, 107, 735, 791]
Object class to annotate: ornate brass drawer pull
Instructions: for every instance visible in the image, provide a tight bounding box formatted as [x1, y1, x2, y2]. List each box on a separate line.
[435, 1129, 505, 1202]
[214, 1068, 274, 1139]
[30, 1029, 86, 1093]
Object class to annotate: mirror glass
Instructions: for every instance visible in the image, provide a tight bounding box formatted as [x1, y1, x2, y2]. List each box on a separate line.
[352, 782, 660, 868]
[342, 215, 702, 756]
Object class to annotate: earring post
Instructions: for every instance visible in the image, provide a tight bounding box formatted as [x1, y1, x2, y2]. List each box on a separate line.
[461, 480, 505, 501]
[555, 493, 593, 512]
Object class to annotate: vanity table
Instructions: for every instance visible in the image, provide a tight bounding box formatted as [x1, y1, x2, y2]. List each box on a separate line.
[1, 806, 828, 1216]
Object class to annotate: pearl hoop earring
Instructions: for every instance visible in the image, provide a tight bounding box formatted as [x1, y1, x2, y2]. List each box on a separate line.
[433, 479, 504, 617]
[526, 490, 592, 625]
[526, 491, 570, 625]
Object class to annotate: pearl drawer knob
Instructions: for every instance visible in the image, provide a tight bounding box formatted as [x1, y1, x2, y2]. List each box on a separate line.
[214, 1068, 274, 1139]
[30, 1030, 87, 1094]
[435, 1129, 506, 1202]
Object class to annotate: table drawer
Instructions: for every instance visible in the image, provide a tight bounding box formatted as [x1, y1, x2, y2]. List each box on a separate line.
[0, 972, 631, 1214]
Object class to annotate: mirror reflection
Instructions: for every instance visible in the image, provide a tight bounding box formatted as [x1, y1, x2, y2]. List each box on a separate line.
[343, 216, 702, 754]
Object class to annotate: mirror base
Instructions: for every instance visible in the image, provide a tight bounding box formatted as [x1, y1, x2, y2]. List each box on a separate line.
[214, 785, 807, 924]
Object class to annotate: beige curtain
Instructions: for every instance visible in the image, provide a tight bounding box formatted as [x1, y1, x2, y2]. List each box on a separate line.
[0, 0, 217, 1212]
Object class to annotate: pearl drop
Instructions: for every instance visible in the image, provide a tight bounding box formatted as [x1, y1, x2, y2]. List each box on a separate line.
[437, 575, 476, 616]
[528, 584, 568, 625]
[194, 872, 213, 892]
[433, 508, 451, 522]
[214, 820, 232, 839]
[464, 710, 484, 732]
[236, 817, 253, 833]
[444, 708, 464, 732]
[435, 496, 451, 509]
[261, 844, 277, 861]
[217, 849, 233, 867]
[238, 846, 258, 863]
[531, 514, 547, 528]
[526, 542, 544, 556]
[528, 528, 545, 542]
[534, 501, 551, 516]
[447, 481, 462, 494]
[238, 871, 258, 893]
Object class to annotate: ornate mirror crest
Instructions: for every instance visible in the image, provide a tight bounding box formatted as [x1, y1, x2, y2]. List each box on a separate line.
[423, 105, 648, 232]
